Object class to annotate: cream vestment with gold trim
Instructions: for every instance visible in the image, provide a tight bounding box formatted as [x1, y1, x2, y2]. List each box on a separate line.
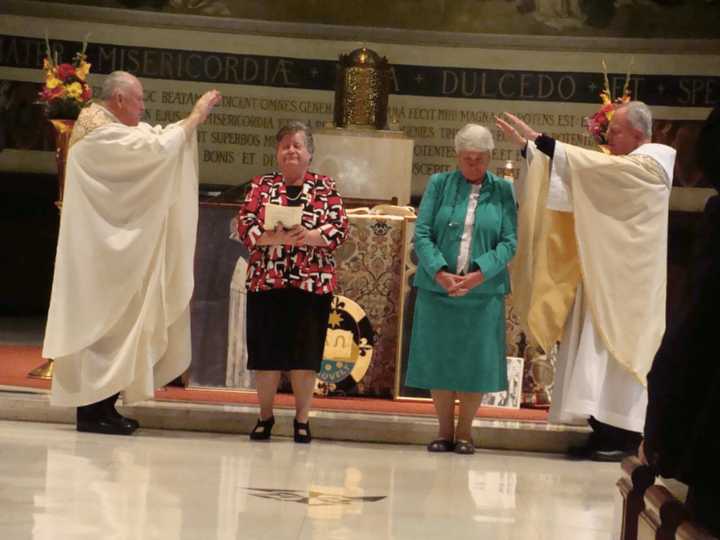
[512, 141, 675, 431]
[43, 103, 199, 406]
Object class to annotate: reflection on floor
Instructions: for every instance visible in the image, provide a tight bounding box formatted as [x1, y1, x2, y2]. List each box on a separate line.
[0, 420, 620, 540]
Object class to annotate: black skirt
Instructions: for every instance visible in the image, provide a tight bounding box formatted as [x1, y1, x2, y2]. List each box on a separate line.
[246, 288, 332, 372]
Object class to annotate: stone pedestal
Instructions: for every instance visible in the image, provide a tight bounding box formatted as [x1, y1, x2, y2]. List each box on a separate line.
[313, 128, 414, 205]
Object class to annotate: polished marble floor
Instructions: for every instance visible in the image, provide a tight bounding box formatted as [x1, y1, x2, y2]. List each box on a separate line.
[0, 420, 621, 540]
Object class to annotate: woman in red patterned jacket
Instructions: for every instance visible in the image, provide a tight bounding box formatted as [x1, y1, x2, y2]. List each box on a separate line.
[237, 121, 348, 444]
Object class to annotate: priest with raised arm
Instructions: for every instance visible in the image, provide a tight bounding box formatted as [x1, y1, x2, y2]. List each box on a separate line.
[43, 71, 221, 435]
[497, 102, 676, 461]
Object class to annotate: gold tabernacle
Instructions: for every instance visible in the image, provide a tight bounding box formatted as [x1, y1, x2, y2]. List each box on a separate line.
[333, 47, 391, 130]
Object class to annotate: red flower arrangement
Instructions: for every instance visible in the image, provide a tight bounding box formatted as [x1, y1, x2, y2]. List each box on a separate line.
[584, 59, 632, 149]
[38, 34, 92, 119]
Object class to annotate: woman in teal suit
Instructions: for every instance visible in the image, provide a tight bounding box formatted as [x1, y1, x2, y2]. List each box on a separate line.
[406, 123, 517, 455]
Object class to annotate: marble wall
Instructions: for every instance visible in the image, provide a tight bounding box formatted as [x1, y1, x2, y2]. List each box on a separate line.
[1, 1, 718, 201]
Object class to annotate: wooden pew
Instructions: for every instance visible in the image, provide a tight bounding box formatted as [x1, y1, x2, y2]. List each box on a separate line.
[617, 458, 718, 540]
[618, 456, 657, 540]
[638, 485, 689, 540]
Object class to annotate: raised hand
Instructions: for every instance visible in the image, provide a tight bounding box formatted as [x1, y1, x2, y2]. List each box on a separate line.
[495, 112, 540, 148]
[193, 90, 222, 123]
[182, 89, 221, 137]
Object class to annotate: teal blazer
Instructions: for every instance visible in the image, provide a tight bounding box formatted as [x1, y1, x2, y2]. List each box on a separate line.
[413, 169, 517, 296]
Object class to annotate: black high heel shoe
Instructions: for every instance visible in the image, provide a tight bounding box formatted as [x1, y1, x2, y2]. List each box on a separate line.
[249, 416, 275, 441]
[293, 418, 311, 444]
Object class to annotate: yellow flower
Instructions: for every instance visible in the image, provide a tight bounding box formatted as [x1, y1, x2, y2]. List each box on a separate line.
[66, 82, 83, 99]
[76, 61, 91, 81]
[46, 74, 62, 89]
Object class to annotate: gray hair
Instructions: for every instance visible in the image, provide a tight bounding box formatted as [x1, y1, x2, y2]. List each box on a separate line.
[100, 71, 137, 101]
[276, 121, 314, 157]
[454, 123, 495, 154]
[619, 101, 653, 139]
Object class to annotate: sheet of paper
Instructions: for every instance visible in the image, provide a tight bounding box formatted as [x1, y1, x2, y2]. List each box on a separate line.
[264, 203, 303, 229]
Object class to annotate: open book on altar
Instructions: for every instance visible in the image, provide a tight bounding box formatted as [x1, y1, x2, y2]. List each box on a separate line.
[264, 203, 303, 229]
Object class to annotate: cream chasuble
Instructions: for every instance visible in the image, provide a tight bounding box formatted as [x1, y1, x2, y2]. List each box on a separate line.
[43, 103, 199, 407]
[512, 141, 675, 431]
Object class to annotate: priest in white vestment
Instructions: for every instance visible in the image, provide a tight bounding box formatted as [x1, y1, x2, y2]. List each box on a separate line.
[497, 103, 676, 461]
[42, 71, 220, 435]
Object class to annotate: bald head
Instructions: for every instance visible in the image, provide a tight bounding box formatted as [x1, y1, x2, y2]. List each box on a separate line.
[101, 71, 145, 126]
[607, 101, 653, 156]
[618, 101, 653, 140]
[100, 71, 138, 101]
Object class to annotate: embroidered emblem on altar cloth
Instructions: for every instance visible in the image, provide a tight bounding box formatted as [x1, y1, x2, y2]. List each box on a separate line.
[244, 488, 386, 506]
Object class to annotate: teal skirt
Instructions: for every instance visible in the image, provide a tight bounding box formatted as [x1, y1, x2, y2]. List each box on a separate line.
[405, 288, 508, 393]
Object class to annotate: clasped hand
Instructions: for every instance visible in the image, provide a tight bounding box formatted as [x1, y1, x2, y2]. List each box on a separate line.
[435, 270, 484, 297]
[271, 223, 324, 246]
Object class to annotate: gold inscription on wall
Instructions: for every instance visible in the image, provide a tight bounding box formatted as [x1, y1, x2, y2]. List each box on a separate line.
[118, 82, 597, 194]
[123, 84, 335, 185]
[388, 102, 596, 191]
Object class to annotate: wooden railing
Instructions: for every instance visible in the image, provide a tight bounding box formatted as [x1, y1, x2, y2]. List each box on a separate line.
[638, 485, 689, 540]
[617, 456, 656, 540]
[617, 457, 718, 540]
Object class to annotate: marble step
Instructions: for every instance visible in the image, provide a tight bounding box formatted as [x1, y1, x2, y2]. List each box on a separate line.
[0, 389, 589, 453]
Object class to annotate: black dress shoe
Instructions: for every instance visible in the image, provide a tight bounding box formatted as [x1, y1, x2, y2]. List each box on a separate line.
[77, 416, 136, 436]
[567, 442, 595, 460]
[568, 438, 636, 462]
[120, 416, 140, 430]
[105, 406, 140, 430]
[591, 448, 635, 462]
[107, 414, 140, 431]
[567, 429, 608, 460]
[77, 398, 137, 436]
[102, 394, 140, 430]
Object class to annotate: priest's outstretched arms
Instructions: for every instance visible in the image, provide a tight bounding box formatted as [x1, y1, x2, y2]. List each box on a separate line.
[42, 71, 221, 436]
[497, 104, 676, 462]
[181, 88, 222, 139]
